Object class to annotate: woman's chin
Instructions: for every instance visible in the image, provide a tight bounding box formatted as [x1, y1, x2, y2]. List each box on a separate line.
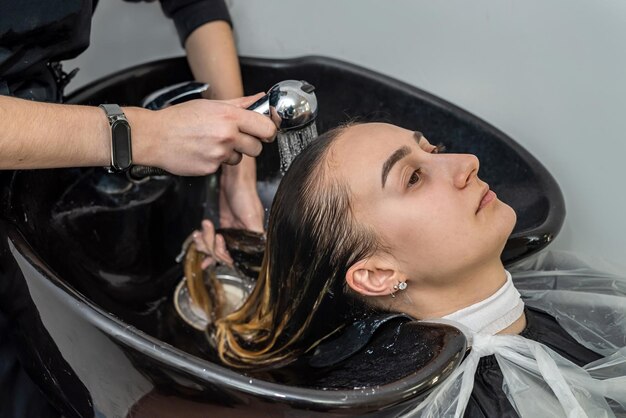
[503, 202, 518, 232]
[500, 204, 518, 244]
[490, 201, 517, 249]
[479, 198, 516, 226]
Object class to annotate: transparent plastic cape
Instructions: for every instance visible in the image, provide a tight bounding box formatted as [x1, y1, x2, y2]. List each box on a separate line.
[402, 251, 626, 418]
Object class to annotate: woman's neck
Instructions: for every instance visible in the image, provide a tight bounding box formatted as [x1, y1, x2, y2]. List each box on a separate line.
[402, 260, 526, 335]
[496, 311, 526, 335]
[405, 260, 509, 317]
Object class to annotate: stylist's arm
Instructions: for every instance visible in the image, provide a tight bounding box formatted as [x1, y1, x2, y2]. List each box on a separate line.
[0, 93, 276, 175]
[184, 20, 267, 232]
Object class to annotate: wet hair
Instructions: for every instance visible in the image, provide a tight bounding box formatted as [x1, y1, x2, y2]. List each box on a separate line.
[210, 125, 386, 369]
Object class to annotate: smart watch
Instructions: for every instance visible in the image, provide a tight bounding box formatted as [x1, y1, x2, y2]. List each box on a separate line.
[99, 104, 132, 172]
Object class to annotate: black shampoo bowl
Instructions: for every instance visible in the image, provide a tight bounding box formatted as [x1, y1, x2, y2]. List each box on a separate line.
[0, 56, 564, 417]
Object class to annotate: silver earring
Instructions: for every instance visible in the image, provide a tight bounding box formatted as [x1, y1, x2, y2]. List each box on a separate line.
[391, 281, 407, 298]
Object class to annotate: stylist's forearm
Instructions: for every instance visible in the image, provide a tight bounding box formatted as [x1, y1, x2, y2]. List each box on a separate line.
[185, 20, 244, 100]
[0, 95, 157, 169]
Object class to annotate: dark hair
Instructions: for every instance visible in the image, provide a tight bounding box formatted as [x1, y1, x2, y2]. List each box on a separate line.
[209, 125, 385, 369]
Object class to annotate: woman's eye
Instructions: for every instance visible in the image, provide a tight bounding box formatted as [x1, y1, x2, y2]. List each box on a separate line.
[431, 144, 446, 154]
[408, 169, 421, 187]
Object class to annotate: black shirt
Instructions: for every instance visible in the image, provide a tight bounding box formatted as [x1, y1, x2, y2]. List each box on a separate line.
[0, 0, 231, 101]
[465, 307, 602, 418]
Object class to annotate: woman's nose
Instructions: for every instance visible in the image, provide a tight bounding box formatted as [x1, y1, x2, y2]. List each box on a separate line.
[449, 154, 479, 188]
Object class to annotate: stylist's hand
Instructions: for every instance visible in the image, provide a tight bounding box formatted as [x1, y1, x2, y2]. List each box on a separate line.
[192, 220, 234, 270]
[134, 93, 276, 176]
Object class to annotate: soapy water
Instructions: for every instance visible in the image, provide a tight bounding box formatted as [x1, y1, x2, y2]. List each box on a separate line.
[277, 123, 318, 174]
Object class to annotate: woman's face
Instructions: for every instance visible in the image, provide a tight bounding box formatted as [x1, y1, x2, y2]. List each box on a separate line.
[329, 123, 517, 285]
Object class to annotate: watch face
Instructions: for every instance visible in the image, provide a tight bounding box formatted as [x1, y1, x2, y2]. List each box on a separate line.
[111, 120, 132, 170]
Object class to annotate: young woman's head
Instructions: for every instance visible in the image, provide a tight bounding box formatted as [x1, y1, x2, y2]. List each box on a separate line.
[211, 122, 517, 368]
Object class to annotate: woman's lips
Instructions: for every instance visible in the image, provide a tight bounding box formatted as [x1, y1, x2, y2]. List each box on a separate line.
[478, 189, 497, 212]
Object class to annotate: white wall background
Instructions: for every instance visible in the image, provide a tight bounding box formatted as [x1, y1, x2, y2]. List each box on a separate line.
[67, 0, 626, 262]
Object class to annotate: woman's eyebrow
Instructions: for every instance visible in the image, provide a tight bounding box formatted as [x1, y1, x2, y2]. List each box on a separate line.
[382, 145, 411, 188]
[413, 131, 423, 144]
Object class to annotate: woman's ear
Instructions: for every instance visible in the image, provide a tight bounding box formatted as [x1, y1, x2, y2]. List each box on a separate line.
[346, 257, 404, 297]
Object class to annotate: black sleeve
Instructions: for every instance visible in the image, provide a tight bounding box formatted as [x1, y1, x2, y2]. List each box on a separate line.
[157, 0, 233, 46]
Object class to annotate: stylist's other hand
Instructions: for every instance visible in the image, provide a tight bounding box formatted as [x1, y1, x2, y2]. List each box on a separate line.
[219, 155, 265, 232]
[192, 220, 234, 270]
[138, 93, 276, 176]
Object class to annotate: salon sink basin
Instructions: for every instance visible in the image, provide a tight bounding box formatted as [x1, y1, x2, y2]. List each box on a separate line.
[65, 55, 565, 263]
[0, 56, 564, 417]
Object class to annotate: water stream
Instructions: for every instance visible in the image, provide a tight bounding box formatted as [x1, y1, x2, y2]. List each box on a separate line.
[276, 122, 318, 174]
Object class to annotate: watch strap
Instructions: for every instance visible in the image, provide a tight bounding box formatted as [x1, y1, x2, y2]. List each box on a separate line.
[100, 103, 125, 118]
[99, 104, 132, 172]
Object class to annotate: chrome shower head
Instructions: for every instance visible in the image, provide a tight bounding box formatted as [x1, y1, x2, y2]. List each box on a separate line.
[248, 80, 319, 173]
[247, 80, 318, 132]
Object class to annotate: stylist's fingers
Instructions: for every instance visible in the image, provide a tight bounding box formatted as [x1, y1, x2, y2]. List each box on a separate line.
[234, 132, 264, 158]
[200, 257, 215, 270]
[192, 231, 209, 255]
[214, 234, 234, 267]
[200, 220, 216, 256]
[231, 106, 277, 143]
[193, 231, 216, 270]
[219, 128, 265, 166]
[225, 92, 266, 109]
[223, 151, 243, 166]
[194, 220, 234, 269]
